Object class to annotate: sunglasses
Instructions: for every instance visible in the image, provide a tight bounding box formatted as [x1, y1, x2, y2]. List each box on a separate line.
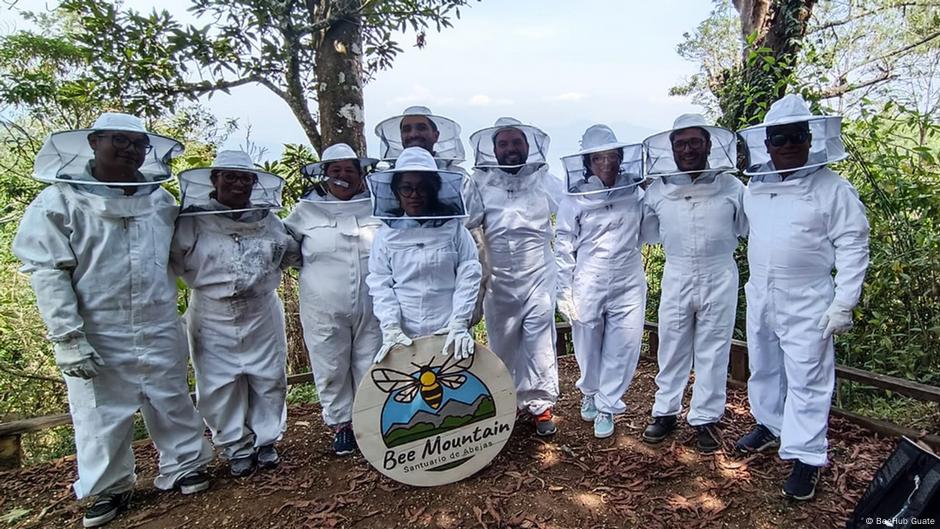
[767, 130, 810, 147]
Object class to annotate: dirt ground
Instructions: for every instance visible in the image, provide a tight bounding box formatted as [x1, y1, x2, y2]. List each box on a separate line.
[1, 356, 896, 529]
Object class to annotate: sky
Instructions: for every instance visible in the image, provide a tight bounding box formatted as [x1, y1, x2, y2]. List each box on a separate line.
[3, 0, 716, 166]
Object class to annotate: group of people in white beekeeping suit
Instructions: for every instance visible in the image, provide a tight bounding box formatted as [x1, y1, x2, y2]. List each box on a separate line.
[12, 92, 868, 527]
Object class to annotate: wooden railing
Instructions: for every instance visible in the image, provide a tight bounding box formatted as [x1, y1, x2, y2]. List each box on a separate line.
[2, 322, 938, 469]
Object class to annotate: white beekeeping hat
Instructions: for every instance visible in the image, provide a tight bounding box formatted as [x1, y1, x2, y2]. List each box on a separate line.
[561, 124, 644, 195]
[739, 94, 846, 176]
[33, 112, 183, 186]
[178, 150, 284, 216]
[374, 106, 465, 163]
[644, 113, 737, 177]
[468, 117, 550, 170]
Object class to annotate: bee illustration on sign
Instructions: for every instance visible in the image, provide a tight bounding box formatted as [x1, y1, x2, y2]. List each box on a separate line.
[372, 354, 497, 450]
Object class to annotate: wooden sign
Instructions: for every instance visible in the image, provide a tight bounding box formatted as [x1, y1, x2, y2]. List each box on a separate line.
[352, 335, 516, 487]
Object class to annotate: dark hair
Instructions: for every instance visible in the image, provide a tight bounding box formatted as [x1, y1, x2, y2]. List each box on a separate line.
[306, 159, 365, 197]
[765, 121, 810, 139]
[321, 158, 363, 176]
[391, 171, 442, 195]
[668, 126, 711, 144]
[581, 148, 624, 178]
[492, 127, 529, 150]
[391, 171, 458, 216]
[401, 115, 438, 133]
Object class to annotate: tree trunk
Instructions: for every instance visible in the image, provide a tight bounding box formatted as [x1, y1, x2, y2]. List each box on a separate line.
[313, 0, 367, 156]
[720, 0, 817, 127]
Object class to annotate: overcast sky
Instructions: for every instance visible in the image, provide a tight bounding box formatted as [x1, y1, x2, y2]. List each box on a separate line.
[5, 0, 716, 167]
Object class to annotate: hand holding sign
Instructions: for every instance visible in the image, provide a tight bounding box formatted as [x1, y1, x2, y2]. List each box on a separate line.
[374, 325, 413, 364]
[435, 320, 475, 360]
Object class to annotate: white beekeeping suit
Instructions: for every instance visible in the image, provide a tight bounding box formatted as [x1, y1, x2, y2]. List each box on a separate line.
[366, 147, 481, 363]
[640, 114, 746, 451]
[12, 113, 213, 507]
[555, 124, 647, 439]
[172, 150, 298, 475]
[737, 94, 869, 499]
[283, 143, 384, 453]
[374, 105, 467, 173]
[464, 117, 562, 433]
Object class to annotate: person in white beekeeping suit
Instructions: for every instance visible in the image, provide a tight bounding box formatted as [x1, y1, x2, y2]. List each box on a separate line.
[12, 113, 214, 528]
[171, 150, 298, 478]
[366, 147, 481, 365]
[374, 106, 467, 172]
[555, 125, 647, 439]
[464, 117, 563, 436]
[639, 115, 747, 452]
[735, 94, 869, 501]
[377, 106, 488, 326]
[284, 143, 384, 457]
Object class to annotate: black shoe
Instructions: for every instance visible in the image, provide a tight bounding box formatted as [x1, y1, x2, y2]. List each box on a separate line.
[782, 461, 820, 501]
[177, 471, 210, 495]
[257, 444, 279, 469]
[83, 491, 132, 528]
[333, 425, 357, 456]
[230, 455, 256, 477]
[735, 424, 780, 454]
[695, 423, 721, 453]
[642, 415, 677, 443]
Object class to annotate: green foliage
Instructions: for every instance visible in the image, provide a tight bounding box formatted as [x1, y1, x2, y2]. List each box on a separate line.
[836, 101, 940, 387]
[287, 382, 319, 405]
[260, 143, 318, 211]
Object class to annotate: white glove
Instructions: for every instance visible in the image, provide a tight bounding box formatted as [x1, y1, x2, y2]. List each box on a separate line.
[556, 288, 578, 323]
[373, 326, 413, 364]
[435, 321, 474, 360]
[818, 303, 854, 338]
[53, 337, 104, 379]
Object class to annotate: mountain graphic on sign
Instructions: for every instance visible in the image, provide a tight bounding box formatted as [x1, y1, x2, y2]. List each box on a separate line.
[383, 393, 496, 448]
[371, 354, 497, 449]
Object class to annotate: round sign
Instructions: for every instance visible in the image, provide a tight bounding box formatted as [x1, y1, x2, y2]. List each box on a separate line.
[352, 335, 516, 487]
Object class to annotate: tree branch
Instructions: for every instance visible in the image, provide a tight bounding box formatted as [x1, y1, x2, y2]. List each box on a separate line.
[0, 362, 65, 385]
[167, 74, 266, 97]
[808, 2, 927, 34]
[820, 71, 895, 98]
[846, 29, 940, 74]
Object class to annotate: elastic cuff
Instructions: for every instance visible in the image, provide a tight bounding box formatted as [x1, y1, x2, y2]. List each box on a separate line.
[448, 319, 470, 331]
[49, 329, 85, 343]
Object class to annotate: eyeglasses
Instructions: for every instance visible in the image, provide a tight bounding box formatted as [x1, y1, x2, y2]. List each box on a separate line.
[396, 184, 430, 197]
[671, 138, 706, 151]
[767, 130, 810, 147]
[97, 133, 153, 154]
[219, 172, 258, 185]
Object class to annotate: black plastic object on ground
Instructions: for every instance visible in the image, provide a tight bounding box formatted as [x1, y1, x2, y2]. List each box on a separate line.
[845, 437, 940, 528]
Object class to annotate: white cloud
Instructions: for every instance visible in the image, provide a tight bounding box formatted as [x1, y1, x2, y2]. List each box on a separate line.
[468, 94, 514, 106]
[543, 92, 587, 102]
